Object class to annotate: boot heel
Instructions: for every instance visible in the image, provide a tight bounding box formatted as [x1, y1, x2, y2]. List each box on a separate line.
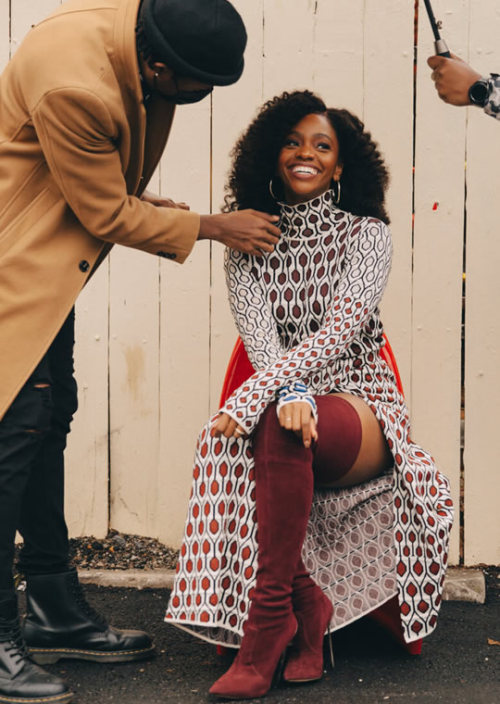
[29, 650, 62, 665]
[326, 628, 335, 669]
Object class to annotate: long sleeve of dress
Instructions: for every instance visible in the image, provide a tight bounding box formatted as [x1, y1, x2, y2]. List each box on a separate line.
[225, 248, 285, 370]
[221, 218, 392, 433]
[484, 74, 500, 120]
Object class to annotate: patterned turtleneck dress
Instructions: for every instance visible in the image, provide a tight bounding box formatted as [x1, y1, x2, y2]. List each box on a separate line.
[166, 189, 454, 646]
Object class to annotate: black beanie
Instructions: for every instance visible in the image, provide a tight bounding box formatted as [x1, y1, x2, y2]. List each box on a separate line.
[138, 0, 247, 86]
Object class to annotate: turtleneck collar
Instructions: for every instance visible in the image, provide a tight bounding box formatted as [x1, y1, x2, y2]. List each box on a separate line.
[278, 189, 347, 239]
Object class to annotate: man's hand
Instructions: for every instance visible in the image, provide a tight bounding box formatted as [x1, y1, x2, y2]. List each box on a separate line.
[278, 401, 318, 449]
[141, 190, 190, 210]
[211, 413, 247, 440]
[199, 210, 280, 256]
[427, 53, 482, 106]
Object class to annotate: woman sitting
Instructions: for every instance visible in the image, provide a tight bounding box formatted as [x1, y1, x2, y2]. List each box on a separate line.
[166, 90, 453, 699]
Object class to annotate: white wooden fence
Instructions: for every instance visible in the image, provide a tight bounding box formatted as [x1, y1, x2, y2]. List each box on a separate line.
[2, 0, 499, 565]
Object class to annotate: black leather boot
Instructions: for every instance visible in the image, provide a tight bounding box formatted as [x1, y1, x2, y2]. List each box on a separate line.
[23, 569, 155, 664]
[0, 595, 72, 704]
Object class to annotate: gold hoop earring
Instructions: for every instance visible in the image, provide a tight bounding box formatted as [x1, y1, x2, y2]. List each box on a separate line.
[333, 180, 341, 205]
[153, 72, 159, 90]
[269, 178, 279, 201]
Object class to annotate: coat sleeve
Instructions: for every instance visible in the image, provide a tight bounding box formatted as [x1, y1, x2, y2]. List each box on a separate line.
[220, 218, 393, 432]
[485, 74, 500, 120]
[31, 87, 199, 262]
[224, 248, 285, 370]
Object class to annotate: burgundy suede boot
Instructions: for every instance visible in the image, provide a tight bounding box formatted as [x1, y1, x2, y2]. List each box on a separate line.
[209, 406, 314, 699]
[283, 559, 334, 683]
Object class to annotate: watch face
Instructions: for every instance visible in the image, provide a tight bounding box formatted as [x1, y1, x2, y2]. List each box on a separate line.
[469, 80, 490, 106]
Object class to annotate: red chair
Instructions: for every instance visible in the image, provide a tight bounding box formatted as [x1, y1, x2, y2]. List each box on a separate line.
[218, 334, 422, 656]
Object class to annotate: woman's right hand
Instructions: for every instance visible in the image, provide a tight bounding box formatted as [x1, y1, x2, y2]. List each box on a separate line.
[278, 401, 318, 449]
[211, 412, 247, 440]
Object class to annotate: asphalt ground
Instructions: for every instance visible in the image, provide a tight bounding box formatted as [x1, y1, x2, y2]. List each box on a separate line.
[24, 575, 500, 704]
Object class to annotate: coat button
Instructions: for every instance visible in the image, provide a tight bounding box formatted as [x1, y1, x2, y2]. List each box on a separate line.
[157, 251, 177, 260]
[79, 260, 90, 272]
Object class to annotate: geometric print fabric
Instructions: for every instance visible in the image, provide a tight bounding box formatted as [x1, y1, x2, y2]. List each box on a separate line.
[166, 190, 453, 644]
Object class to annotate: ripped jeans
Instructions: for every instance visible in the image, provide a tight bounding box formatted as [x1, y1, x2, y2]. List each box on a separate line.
[0, 310, 77, 592]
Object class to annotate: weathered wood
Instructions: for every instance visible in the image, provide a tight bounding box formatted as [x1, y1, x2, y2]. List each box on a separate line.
[0, 0, 9, 69]
[66, 266, 110, 538]
[157, 99, 212, 547]
[412, 0, 469, 564]
[463, 1, 500, 565]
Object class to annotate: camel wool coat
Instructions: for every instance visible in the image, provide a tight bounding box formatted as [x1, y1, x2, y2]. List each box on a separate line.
[0, 0, 201, 420]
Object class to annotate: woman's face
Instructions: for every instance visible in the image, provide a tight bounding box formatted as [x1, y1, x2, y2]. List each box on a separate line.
[277, 113, 343, 205]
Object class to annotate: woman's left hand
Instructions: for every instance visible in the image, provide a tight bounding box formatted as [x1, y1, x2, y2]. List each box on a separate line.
[279, 401, 318, 449]
[211, 413, 247, 439]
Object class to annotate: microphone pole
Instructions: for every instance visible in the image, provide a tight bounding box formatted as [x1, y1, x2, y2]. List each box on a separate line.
[422, 0, 451, 57]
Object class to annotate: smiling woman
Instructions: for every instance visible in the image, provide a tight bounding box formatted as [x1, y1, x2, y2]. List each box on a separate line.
[166, 90, 453, 700]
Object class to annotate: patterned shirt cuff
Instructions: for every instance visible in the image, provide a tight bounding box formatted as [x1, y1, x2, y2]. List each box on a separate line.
[484, 74, 500, 120]
[276, 382, 318, 423]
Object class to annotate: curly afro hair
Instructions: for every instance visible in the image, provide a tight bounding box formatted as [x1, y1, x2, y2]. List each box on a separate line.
[223, 90, 390, 224]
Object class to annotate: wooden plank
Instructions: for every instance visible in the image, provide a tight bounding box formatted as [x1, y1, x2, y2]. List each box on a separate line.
[262, 0, 316, 100]
[9, 0, 60, 55]
[108, 207, 161, 538]
[209, 0, 265, 412]
[313, 0, 364, 115]
[362, 0, 414, 392]
[0, 0, 9, 70]
[156, 100, 212, 547]
[411, 0, 469, 564]
[463, 2, 500, 565]
[66, 265, 110, 538]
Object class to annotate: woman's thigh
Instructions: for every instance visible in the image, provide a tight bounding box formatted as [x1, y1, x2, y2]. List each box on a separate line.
[314, 392, 393, 489]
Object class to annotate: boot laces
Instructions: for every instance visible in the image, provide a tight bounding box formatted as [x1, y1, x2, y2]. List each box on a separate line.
[69, 576, 108, 629]
[0, 618, 30, 666]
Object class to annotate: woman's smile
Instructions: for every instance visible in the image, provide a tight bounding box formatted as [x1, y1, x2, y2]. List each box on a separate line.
[288, 163, 321, 178]
[277, 113, 343, 204]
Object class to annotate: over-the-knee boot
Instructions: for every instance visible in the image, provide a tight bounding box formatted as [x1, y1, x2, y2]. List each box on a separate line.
[0, 593, 72, 704]
[23, 568, 154, 663]
[284, 393, 363, 682]
[209, 406, 314, 699]
[283, 558, 333, 683]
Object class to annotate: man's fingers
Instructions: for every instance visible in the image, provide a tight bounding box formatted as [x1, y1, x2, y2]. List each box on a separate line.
[427, 55, 445, 70]
[254, 241, 275, 254]
[244, 210, 281, 238]
[251, 210, 280, 224]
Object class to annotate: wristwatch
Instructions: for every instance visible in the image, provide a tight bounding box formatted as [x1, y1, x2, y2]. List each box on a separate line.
[468, 78, 491, 107]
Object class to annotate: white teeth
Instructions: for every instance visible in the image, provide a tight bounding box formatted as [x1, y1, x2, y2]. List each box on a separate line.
[291, 165, 318, 175]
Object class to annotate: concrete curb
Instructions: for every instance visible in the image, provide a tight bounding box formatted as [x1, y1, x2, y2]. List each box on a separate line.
[79, 566, 486, 603]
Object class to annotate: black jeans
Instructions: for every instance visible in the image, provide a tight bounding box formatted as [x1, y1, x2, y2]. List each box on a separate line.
[0, 310, 77, 593]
